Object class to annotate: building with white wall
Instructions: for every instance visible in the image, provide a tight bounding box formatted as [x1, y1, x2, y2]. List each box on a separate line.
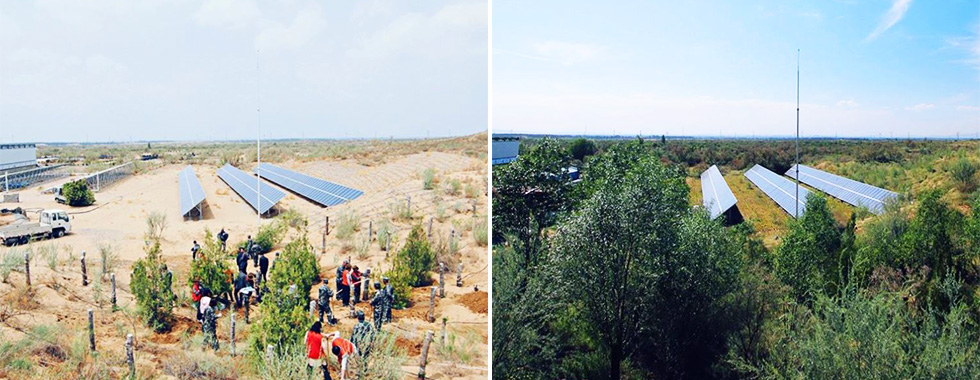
[0, 144, 38, 171]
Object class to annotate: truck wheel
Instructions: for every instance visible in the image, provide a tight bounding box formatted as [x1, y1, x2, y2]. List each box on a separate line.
[53, 229, 64, 238]
[3, 238, 12, 247]
[18, 236, 30, 245]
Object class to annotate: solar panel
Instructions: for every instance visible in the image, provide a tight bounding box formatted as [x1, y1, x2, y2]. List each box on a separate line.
[254, 163, 363, 207]
[700, 165, 738, 220]
[179, 165, 207, 217]
[785, 164, 896, 214]
[217, 164, 285, 215]
[745, 164, 810, 218]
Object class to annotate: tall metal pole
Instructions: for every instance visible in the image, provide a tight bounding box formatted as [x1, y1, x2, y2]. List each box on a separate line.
[257, 50, 261, 227]
[795, 49, 800, 218]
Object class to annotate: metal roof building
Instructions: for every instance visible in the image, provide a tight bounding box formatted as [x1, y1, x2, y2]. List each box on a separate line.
[0, 144, 38, 171]
[492, 134, 520, 165]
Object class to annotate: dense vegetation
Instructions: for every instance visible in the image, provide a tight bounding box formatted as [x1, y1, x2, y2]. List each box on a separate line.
[385, 224, 434, 308]
[493, 137, 980, 379]
[61, 180, 95, 207]
[251, 235, 319, 356]
[130, 240, 175, 332]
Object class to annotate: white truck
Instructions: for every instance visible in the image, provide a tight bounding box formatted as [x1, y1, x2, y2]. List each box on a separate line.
[0, 209, 72, 246]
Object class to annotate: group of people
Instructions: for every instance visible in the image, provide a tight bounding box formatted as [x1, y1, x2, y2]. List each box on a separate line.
[318, 260, 395, 330]
[305, 320, 364, 380]
[334, 260, 363, 307]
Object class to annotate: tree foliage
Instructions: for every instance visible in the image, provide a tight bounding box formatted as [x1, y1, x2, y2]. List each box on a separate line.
[238, 220, 288, 254]
[267, 235, 319, 297]
[567, 138, 598, 162]
[62, 180, 95, 207]
[130, 240, 175, 332]
[188, 230, 232, 296]
[385, 225, 433, 308]
[252, 236, 318, 357]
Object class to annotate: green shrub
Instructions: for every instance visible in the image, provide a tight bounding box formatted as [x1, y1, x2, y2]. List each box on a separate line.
[446, 179, 461, 196]
[385, 225, 433, 308]
[377, 220, 396, 251]
[951, 157, 977, 190]
[334, 211, 360, 240]
[0, 249, 22, 283]
[62, 180, 95, 207]
[130, 240, 175, 332]
[145, 211, 167, 241]
[189, 230, 233, 297]
[238, 220, 288, 254]
[423, 168, 436, 190]
[252, 236, 318, 357]
[279, 208, 308, 231]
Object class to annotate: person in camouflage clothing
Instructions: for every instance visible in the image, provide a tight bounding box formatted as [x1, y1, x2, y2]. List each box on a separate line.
[318, 278, 336, 325]
[351, 310, 374, 357]
[383, 277, 394, 323]
[202, 298, 219, 351]
[370, 282, 385, 329]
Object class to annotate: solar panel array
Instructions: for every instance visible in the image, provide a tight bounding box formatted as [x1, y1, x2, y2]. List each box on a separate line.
[179, 166, 207, 217]
[785, 164, 896, 214]
[700, 165, 738, 220]
[745, 164, 811, 218]
[254, 163, 363, 207]
[217, 164, 285, 214]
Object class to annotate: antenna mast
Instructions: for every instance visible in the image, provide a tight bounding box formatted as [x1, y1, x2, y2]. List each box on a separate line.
[795, 49, 800, 218]
[257, 50, 261, 227]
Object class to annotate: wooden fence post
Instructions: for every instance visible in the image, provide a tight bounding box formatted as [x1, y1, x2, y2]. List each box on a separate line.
[428, 217, 433, 239]
[407, 195, 411, 215]
[244, 294, 250, 324]
[456, 263, 463, 287]
[438, 263, 445, 298]
[230, 313, 236, 356]
[385, 232, 390, 257]
[88, 309, 96, 352]
[427, 286, 436, 323]
[81, 251, 88, 286]
[310, 300, 317, 320]
[266, 344, 275, 362]
[325, 216, 330, 235]
[125, 333, 134, 378]
[368, 221, 372, 242]
[418, 331, 433, 379]
[441, 318, 447, 346]
[363, 269, 371, 301]
[24, 252, 30, 287]
[110, 273, 117, 309]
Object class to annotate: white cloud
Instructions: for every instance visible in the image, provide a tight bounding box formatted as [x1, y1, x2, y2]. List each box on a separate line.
[866, 0, 913, 42]
[532, 41, 605, 66]
[956, 105, 980, 111]
[254, 7, 327, 51]
[346, 1, 487, 60]
[836, 99, 859, 107]
[85, 54, 127, 75]
[905, 103, 935, 111]
[192, 0, 261, 30]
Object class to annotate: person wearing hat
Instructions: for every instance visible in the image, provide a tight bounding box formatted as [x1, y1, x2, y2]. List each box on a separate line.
[351, 310, 374, 357]
[382, 277, 394, 323]
[370, 282, 385, 329]
[318, 278, 337, 325]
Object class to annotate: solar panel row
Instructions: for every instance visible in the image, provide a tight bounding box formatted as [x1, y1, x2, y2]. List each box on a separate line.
[785, 164, 896, 214]
[217, 164, 285, 215]
[745, 164, 810, 218]
[700, 165, 738, 220]
[179, 165, 207, 217]
[254, 163, 363, 207]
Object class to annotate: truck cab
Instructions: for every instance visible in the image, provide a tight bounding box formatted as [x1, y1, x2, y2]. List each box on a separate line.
[39, 209, 71, 237]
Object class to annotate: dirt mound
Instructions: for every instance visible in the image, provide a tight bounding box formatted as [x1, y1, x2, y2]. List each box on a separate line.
[457, 291, 487, 314]
[395, 336, 422, 357]
[393, 286, 439, 321]
[148, 315, 197, 344]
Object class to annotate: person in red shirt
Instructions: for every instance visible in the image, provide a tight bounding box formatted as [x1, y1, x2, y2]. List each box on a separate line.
[340, 264, 352, 306]
[305, 322, 331, 380]
[191, 279, 202, 321]
[351, 266, 362, 304]
[327, 332, 358, 379]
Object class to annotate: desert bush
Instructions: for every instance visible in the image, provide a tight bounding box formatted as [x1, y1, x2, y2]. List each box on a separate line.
[61, 180, 95, 207]
[131, 240, 175, 332]
[463, 183, 480, 199]
[423, 168, 436, 190]
[446, 178, 461, 196]
[376, 220, 396, 251]
[164, 350, 239, 380]
[0, 248, 23, 282]
[358, 330, 408, 380]
[389, 199, 413, 221]
[189, 230, 233, 297]
[97, 242, 117, 280]
[334, 211, 360, 240]
[951, 157, 977, 191]
[437, 329, 481, 367]
[354, 234, 370, 260]
[256, 343, 320, 379]
[37, 243, 58, 271]
[238, 220, 288, 254]
[280, 208, 308, 231]
[145, 211, 167, 241]
[473, 218, 488, 247]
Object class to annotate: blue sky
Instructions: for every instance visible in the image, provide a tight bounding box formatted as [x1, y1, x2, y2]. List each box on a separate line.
[493, 0, 980, 138]
[0, 0, 487, 143]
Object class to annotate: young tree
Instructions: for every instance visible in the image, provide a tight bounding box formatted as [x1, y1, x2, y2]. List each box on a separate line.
[385, 225, 433, 308]
[567, 138, 598, 161]
[130, 240, 175, 332]
[62, 180, 95, 207]
[547, 152, 689, 379]
[188, 230, 232, 298]
[775, 194, 842, 300]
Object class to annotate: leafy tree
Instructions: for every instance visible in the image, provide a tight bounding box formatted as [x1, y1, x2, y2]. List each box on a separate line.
[950, 157, 977, 191]
[130, 240, 175, 332]
[548, 151, 736, 379]
[252, 236, 318, 356]
[62, 180, 95, 207]
[384, 225, 433, 308]
[188, 230, 232, 297]
[900, 189, 964, 310]
[775, 194, 842, 300]
[238, 220, 287, 254]
[567, 138, 598, 161]
[492, 137, 575, 247]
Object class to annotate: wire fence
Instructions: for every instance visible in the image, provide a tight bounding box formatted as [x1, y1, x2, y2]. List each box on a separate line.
[2, 164, 70, 192]
[83, 162, 134, 192]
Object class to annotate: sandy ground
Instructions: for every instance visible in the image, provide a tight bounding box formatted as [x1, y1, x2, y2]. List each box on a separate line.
[0, 149, 488, 379]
